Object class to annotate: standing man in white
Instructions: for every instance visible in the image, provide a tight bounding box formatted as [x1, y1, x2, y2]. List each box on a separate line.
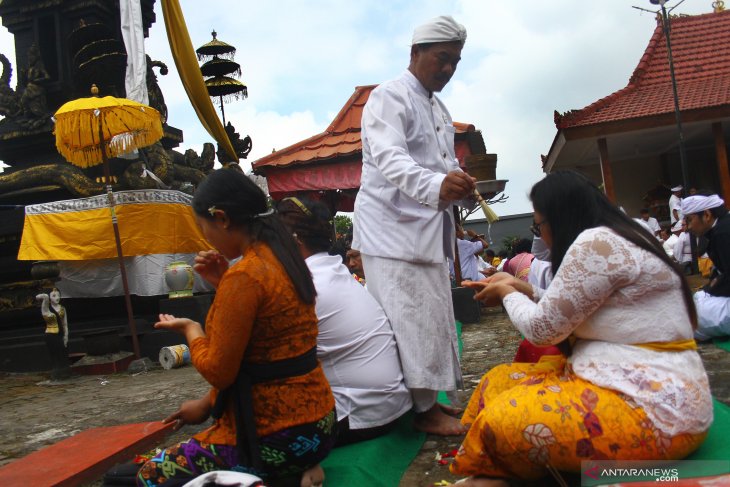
[669, 185, 684, 225]
[352, 15, 475, 436]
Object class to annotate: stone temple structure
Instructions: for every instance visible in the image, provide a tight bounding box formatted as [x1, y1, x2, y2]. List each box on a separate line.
[0, 0, 220, 371]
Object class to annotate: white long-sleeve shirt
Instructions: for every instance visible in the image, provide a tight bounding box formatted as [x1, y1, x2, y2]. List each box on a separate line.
[662, 233, 679, 258]
[669, 194, 683, 224]
[504, 227, 712, 436]
[455, 238, 484, 281]
[673, 232, 692, 264]
[353, 70, 468, 264]
[306, 253, 412, 429]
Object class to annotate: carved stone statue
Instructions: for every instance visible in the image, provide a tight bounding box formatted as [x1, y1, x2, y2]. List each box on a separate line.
[181, 142, 215, 173]
[0, 53, 21, 119]
[0, 141, 218, 198]
[0, 43, 214, 198]
[146, 55, 168, 123]
[17, 44, 52, 130]
[217, 121, 252, 163]
[36, 287, 72, 380]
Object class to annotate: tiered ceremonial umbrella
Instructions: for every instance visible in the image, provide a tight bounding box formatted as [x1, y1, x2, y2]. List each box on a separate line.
[196, 30, 247, 125]
[53, 85, 164, 359]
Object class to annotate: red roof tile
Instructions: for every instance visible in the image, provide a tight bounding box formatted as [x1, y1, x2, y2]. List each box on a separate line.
[252, 85, 476, 170]
[555, 9, 730, 129]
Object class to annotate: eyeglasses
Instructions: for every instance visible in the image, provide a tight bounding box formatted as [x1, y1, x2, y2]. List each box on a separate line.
[530, 219, 547, 237]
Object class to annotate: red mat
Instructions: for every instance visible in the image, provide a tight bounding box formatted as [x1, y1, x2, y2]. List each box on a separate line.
[0, 421, 174, 487]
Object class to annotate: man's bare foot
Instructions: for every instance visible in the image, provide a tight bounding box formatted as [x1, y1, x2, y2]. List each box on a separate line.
[438, 403, 464, 417]
[414, 403, 469, 436]
[454, 476, 509, 486]
[300, 463, 324, 487]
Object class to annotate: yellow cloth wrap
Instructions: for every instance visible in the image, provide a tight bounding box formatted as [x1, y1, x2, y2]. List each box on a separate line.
[160, 0, 237, 162]
[451, 355, 707, 480]
[18, 190, 211, 261]
[43, 312, 62, 334]
[633, 339, 698, 352]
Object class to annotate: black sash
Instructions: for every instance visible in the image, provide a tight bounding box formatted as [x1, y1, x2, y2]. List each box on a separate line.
[210, 346, 318, 471]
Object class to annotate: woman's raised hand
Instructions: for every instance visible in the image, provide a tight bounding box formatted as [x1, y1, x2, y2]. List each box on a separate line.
[484, 272, 516, 285]
[154, 314, 205, 343]
[462, 280, 502, 307]
[193, 250, 228, 288]
[463, 272, 522, 306]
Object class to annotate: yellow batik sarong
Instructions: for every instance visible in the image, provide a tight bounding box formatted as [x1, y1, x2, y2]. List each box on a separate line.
[450, 355, 707, 480]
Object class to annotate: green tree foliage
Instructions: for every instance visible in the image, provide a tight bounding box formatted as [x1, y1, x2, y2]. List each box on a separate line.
[501, 235, 520, 255]
[334, 214, 353, 237]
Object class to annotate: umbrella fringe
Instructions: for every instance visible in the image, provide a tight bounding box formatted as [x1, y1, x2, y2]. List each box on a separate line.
[54, 106, 163, 168]
[212, 89, 248, 105]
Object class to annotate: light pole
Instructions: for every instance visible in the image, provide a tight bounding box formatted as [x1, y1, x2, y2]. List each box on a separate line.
[651, 0, 690, 196]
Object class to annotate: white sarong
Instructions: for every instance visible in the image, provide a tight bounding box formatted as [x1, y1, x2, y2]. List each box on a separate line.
[361, 254, 462, 392]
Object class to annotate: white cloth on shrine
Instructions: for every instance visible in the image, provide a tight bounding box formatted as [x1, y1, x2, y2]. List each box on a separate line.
[57, 253, 213, 298]
[120, 0, 148, 105]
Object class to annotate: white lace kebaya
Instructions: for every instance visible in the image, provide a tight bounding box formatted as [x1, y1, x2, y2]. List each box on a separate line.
[503, 226, 713, 436]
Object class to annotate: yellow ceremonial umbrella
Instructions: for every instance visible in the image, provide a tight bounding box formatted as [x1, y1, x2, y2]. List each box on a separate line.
[53, 85, 164, 359]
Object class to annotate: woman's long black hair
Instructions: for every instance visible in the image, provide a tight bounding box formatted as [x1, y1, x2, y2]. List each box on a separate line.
[192, 168, 316, 305]
[530, 170, 697, 331]
[276, 197, 334, 254]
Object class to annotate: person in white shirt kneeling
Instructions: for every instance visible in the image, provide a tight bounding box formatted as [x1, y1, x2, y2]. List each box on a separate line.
[277, 196, 413, 446]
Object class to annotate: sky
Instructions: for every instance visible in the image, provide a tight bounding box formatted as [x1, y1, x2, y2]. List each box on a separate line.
[0, 0, 717, 216]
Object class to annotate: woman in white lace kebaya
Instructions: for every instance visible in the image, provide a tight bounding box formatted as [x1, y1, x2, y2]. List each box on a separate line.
[450, 171, 713, 485]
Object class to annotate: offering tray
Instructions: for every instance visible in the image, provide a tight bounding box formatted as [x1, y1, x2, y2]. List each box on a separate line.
[476, 179, 508, 200]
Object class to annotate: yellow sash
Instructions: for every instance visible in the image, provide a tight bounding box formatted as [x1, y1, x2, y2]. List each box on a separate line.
[632, 339, 697, 352]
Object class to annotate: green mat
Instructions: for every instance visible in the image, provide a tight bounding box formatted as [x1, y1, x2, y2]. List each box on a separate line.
[438, 320, 463, 406]
[713, 336, 730, 352]
[323, 321, 462, 486]
[321, 318, 730, 485]
[683, 399, 730, 475]
[321, 412, 425, 486]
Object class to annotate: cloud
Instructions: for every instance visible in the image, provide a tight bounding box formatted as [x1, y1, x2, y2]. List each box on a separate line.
[177, 104, 325, 174]
[0, 0, 715, 213]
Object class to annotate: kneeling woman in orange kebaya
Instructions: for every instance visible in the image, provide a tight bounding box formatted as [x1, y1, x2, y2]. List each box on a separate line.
[137, 168, 336, 487]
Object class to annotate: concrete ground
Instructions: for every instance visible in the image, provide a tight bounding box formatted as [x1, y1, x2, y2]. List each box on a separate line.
[1, 277, 729, 486]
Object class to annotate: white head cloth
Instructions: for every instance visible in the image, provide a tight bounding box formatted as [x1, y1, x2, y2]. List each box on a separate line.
[412, 15, 467, 45]
[671, 185, 683, 192]
[681, 195, 725, 215]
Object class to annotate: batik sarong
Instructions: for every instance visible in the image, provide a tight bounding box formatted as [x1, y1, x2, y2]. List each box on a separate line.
[137, 408, 337, 486]
[450, 356, 706, 479]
